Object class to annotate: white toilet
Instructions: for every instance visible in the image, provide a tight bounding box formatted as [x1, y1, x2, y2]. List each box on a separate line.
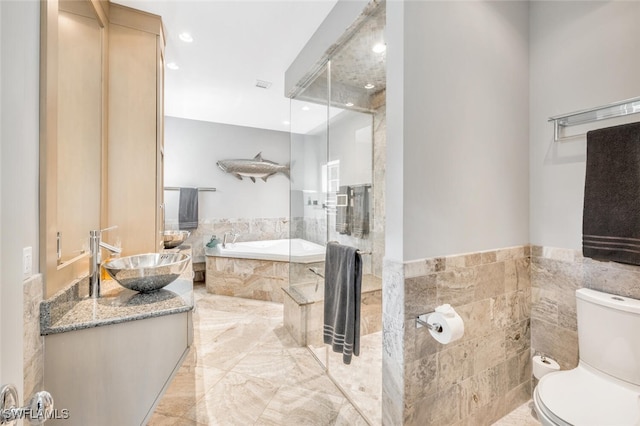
[533, 288, 640, 426]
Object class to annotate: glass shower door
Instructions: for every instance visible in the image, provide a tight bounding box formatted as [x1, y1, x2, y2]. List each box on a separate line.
[287, 4, 386, 421]
[287, 66, 330, 362]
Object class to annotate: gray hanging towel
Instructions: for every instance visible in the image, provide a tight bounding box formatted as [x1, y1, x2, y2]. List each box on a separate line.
[335, 186, 351, 235]
[323, 241, 362, 365]
[178, 187, 199, 230]
[351, 185, 370, 238]
[583, 121, 640, 265]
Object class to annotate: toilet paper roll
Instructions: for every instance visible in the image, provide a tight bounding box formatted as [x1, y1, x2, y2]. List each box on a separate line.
[427, 304, 464, 344]
[533, 355, 560, 380]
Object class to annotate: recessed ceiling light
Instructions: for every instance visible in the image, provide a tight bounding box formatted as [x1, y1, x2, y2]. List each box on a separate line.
[364, 83, 375, 90]
[179, 32, 193, 43]
[166, 62, 179, 70]
[345, 102, 354, 107]
[302, 106, 310, 111]
[372, 43, 386, 53]
[283, 120, 290, 125]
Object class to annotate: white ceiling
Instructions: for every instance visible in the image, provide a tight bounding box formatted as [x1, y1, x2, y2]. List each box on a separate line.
[115, 0, 339, 133]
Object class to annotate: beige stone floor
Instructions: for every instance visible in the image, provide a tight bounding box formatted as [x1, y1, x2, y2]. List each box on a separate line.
[148, 284, 367, 425]
[312, 331, 382, 425]
[492, 400, 541, 426]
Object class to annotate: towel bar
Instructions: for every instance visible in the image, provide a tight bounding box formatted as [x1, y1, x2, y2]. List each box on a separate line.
[549, 96, 640, 142]
[164, 186, 217, 192]
[327, 241, 371, 256]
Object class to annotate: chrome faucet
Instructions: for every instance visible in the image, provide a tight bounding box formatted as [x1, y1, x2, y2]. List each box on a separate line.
[222, 232, 239, 248]
[89, 227, 122, 298]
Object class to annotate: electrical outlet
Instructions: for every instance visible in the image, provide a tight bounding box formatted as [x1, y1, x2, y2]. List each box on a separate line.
[23, 246, 33, 278]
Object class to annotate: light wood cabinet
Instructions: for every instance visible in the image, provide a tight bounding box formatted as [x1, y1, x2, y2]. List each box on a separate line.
[107, 4, 165, 256]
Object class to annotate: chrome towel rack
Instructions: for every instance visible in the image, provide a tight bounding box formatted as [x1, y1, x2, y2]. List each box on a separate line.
[549, 96, 640, 142]
[164, 186, 217, 192]
[327, 241, 371, 255]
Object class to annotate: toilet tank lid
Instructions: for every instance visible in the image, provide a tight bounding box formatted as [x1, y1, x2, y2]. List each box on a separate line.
[576, 288, 640, 315]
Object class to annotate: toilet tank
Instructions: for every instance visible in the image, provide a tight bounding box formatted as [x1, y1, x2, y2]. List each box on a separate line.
[576, 288, 640, 386]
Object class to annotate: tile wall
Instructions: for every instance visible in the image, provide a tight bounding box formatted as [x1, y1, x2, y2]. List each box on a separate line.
[384, 246, 532, 426]
[24, 273, 44, 399]
[166, 217, 290, 263]
[381, 244, 640, 425]
[205, 256, 289, 303]
[372, 106, 386, 278]
[283, 274, 382, 347]
[531, 246, 640, 371]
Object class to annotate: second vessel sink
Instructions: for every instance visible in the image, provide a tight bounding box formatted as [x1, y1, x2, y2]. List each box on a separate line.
[103, 253, 190, 293]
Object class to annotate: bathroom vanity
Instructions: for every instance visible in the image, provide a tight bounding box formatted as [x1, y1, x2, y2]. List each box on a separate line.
[40, 276, 193, 426]
[37, 1, 180, 424]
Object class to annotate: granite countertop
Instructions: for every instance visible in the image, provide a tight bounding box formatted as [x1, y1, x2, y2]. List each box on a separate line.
[40, 278, 194, 335]
[41, 247, 195, 336]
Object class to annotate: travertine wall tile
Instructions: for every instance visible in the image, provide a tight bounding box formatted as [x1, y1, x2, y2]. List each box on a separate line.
[283, 291, 305, 345]
[382, 258, 404, 426]
[404, 274, 437, 320]
[401, 246, 531, 426]
[24, 274, 44, 398]
[474, 262, 505, 300]
[530, 245, 640, 378]
[473, 331, 506, 373]
[167, 217, 291, 263]
[205, 256, 288, 303]
[436, 268, 476, 307]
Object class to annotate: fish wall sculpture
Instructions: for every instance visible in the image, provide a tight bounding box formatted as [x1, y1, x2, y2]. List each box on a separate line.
[216, 152, 290, 182]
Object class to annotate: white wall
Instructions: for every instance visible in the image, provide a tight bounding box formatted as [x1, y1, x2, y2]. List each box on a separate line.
[529, 1, 640, 249]
[387, 1, 530, 261]
[385, 0, 405, 262]
[164, 116, 290, 221]
[0, 0, 40, 397]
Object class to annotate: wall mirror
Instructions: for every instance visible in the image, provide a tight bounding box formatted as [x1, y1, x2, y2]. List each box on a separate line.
[41, 0, 108, 297]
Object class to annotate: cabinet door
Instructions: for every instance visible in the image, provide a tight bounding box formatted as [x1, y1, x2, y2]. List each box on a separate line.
[108, 24, 158, 255]
[156, 37, 165, 251]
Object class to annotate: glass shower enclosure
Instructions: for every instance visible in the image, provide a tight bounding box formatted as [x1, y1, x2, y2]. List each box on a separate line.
[284, 5, 385, 423]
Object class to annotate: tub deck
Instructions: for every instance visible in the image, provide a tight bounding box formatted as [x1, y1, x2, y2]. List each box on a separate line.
[205, 239, 326, 303]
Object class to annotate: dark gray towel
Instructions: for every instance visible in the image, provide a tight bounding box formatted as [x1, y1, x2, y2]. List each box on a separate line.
[583, 121, 640, 265]
[335, 186, 351, 235]
[352, 185, 370, 238]
[178, 187, 199, 230]
[323, 242, 362, 365]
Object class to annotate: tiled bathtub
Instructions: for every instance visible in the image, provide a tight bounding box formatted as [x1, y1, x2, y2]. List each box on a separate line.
[204, 238, 325, 303]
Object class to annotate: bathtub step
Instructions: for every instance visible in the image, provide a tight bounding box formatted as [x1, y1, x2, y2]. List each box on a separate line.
[283, 274, 382, 347]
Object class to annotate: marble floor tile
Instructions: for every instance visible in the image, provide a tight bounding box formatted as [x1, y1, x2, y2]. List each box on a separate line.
[492, 400, 541, 426]
[153, 363, 226, 418]
[334, 402, 371, 426]
[255, 385, 346, 425]
[326, 331, 382, 424]
[183, 371, 279, 425]
[149, 284, 368, 426]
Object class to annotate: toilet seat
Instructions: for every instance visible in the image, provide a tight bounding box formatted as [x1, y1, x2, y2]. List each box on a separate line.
[534, 363, 640, 426]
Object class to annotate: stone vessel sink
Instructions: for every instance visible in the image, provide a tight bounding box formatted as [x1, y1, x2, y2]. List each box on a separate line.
[103, 253, 190, 293]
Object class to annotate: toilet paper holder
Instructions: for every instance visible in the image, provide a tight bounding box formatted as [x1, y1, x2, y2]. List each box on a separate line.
[415, 313, 443, 333]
